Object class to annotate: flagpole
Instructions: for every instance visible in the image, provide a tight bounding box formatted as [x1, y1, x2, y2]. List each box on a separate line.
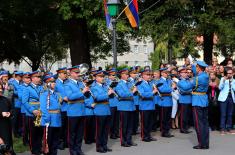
[116, 0, 133, 20]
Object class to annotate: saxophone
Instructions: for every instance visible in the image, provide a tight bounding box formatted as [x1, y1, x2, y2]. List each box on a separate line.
[34, 110, 42, 127]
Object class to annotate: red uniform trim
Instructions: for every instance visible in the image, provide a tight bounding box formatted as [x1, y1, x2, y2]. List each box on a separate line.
[193, 107, 201, 146]
[180, 105, 184, 130]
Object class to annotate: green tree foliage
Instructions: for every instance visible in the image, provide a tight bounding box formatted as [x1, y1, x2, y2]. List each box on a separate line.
[0, 0, 68, 71]
[139, 0, 235, 65]
[58, 0, 130, 66]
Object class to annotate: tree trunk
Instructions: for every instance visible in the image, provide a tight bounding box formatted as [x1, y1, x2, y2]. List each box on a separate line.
[203, 32, 214, 65]
[31, 59, 40, 71]
[67, 18, 91, 67]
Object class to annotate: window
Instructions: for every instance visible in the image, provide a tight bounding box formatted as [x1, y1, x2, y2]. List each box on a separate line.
[144, 45, 148, 54]
[133, 45, 139, 53]
[134, 61, 138, 65]
[145, 61, 148, 66]
[57, 61, 62, 68]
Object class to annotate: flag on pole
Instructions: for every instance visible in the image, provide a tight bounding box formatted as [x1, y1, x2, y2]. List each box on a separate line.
[103, 0, 112, 29]
[124, 0, 139, 28]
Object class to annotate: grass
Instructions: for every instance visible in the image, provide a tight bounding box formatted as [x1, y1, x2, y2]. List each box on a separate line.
[13, 137, 29, 153]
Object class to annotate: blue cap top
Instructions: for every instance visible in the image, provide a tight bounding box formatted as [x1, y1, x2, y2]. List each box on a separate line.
[93, 70, 106, 76]
[43, 75, 55, 83]
[0, 70, 8, 76]
[56, 67, 67, 73]
[29, 71, 41, 77]
[107, 68, 117, 75]
[68, 66, 80, 72]
[15, 71, 23, 75]
[196, 61, 208, 68]
[159, 67, 168, 71]
[118, 68, 129, 74]
[140, 69, 151, 73]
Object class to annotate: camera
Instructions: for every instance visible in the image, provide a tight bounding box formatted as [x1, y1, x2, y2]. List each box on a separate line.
[0, 144, 10, 155]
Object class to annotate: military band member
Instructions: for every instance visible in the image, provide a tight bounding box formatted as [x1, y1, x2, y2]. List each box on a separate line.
[157, 68, 174, 138]
[116, 68, 137, 147]
[191, 61, 209, 149]
[11, 71, 23, 138]
[177, 67, 193, 134]
[106, 68, 119, 139]
[64, 66, 88, 155]
[151, 70, 161, 131]
[128, 67, 140, 135]
[22, 71, 44, 155]
[40, 75, 62, 155]
[84, 91, 96, 144]
[137, 69, 157, 142]
[55, 67, 68, 150]
[90, 70, 114, 153]
[18, 72, 31, 145]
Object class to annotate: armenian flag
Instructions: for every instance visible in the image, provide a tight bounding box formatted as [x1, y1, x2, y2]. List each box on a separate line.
[103, 0, 112, 29]
[124, 0, 139, 28]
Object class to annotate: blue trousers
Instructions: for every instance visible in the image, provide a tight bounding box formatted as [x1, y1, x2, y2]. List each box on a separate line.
[220, 96, 234, 131]
[192, 106, 209, 147]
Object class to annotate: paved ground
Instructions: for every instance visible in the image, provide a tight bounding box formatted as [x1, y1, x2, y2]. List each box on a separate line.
[19, 129, 235, 155]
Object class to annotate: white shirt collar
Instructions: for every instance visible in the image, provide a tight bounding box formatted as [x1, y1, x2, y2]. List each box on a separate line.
[70, 78, 78, 84]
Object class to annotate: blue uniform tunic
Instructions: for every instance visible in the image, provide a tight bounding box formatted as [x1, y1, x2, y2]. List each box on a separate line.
[156, 77, 173, 107]
[137, 80, 155, 110]
[191, 72, 209, 107]
[64, 78, 86, 117]
[18, 83, 28, 113]
[40, 90, 62, 127]
[177, 78, 193, 104]
[105, 78, 119, 107]
[22, 83, 43, 117]
[11, 79, 21, 108]
[55, 78, 68, 112]
[90, 81, 111, 116]
[115, 80, 136, 111]
[128, 77, 139, 106]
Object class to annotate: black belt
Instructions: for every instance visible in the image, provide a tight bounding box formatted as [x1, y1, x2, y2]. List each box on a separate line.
[119, 97, 133, 101]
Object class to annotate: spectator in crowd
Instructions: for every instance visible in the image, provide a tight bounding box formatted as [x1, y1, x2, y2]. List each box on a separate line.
[217, 65, 225, 79]
[218, 67, 235, 135]
[0, 83, 15, 155]
[226, 59, 233, 68]
[207, 71, 220, 131]
[183, 58, 191, 67]
[212, 58, 219, 72]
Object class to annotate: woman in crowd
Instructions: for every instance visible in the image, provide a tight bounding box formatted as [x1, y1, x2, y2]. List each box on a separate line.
[207, 71, 220, 131]
[0, 83, 15, 155]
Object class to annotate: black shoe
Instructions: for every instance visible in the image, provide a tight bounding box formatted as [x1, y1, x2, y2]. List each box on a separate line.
[105, 148, 112, 152]
[149, 137, 157, 141]
[193, 145, 209, 149]
[97, 148, 106, 153]
[132, 131, 140, 135]
[142, 138, 151, 142]
[180, 130, 192, 134]
[162, 133, 174, 138]
[121, 143, 131, 147]
[85, 141, 92, 144]
[78, 151, 85, 155]
[58, 142, 65, 150]
[128, 142, 138, 146]
[110, 135, 117, 139]
[115, 134, 120, 138]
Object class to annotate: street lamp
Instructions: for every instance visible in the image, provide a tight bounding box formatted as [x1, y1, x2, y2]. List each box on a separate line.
[107, 0, 120, 68]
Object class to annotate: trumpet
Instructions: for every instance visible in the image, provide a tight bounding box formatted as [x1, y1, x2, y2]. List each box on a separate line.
[34, 110, 42, 127]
